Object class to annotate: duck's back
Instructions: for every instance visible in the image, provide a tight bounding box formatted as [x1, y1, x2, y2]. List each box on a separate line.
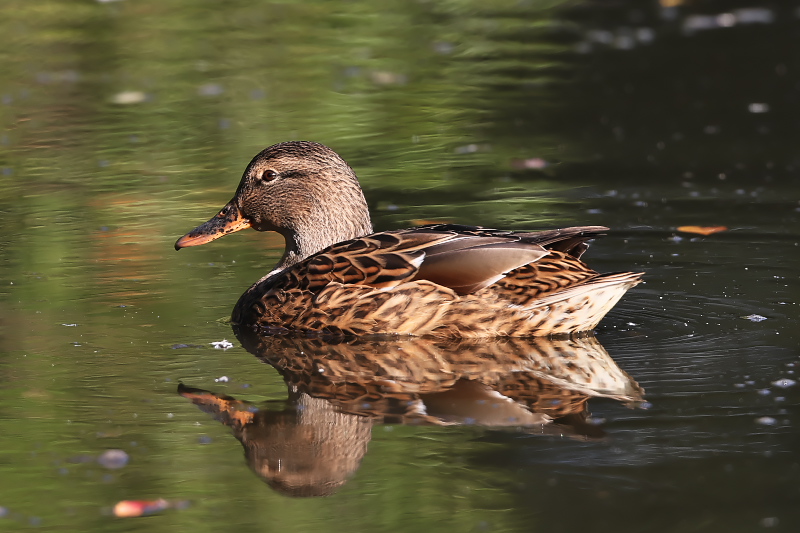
[231, 225, 641, 338]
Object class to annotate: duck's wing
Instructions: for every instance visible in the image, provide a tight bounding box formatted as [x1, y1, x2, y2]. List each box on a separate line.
[410, 224, 609, 259]
[278, 225, 607, 296]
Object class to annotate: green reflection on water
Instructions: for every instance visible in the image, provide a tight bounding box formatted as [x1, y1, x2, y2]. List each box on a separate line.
[0, 0, 577, 530]
[2, 0, 799, 531]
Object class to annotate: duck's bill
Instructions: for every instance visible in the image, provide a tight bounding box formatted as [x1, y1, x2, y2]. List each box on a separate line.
[175, 202, 252, 250]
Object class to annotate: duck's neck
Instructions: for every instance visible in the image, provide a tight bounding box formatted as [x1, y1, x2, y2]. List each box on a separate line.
[273, 212, 373, 273]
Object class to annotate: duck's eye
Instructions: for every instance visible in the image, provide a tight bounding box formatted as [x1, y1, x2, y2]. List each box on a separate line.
[261, 169, 278, 182]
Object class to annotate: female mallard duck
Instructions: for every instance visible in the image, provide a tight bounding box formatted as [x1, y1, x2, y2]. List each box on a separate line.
[175, 141, 641, 337]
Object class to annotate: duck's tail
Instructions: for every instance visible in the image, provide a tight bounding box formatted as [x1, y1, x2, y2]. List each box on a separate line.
[520, 271, 643, 335]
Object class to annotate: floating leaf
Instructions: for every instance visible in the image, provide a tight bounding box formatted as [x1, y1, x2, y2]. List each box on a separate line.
[113, 499, 169, 518]
[677, 225, 727, 235]
[411, 219, 453, 226]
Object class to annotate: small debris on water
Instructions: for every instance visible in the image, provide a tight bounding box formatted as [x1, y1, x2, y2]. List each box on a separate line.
[411, 219, 453, 226]
[62, 323, 78, 327]
[677, 225, 727, 235]
[197, 83, 224, 97]
[214, 376, 229, 383]
[111, 91, 147, 105]
[760, 517, 779, 528]
[98, 449, 129, 470]
[510, 157, 549, 170]
[771, 378, 796, 388]
[742, 314, 768, 322]
[755, 416, 777, 426]
[113, 499, 170, 518]
[210, 340, 233, 350]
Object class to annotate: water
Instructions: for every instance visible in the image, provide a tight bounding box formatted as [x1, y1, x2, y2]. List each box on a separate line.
[1, 0, 799, 531]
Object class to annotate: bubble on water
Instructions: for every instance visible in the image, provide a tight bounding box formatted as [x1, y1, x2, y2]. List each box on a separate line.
[742, 314, 768, 322]
[97, 449, 129, 470]
[771, 378, 795, 388]
[198, 83, 224, 96]
[757, 389, 771, 396]
[111, 91, 146, 105]
[755, 416, 777, 426]
[760, 517, 779, 527]
[736, 8, 774, 25]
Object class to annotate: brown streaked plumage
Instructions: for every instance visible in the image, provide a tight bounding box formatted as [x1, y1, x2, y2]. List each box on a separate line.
[175, 141, 642, 337]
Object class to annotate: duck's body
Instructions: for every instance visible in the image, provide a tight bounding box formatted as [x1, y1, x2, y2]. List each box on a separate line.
[176, 141, 641, 338]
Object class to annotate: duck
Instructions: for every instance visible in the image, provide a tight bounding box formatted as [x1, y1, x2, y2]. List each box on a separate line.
[175, 141, 641, 338]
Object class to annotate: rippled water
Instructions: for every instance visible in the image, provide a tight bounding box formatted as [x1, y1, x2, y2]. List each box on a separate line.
[1, 1, 799, 531]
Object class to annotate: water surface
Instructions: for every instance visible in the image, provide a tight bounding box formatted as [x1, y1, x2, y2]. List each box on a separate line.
[1, 1, 798, 531]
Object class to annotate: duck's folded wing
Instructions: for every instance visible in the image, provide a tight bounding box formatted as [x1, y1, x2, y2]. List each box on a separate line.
[414, 241, 548, 294]
[298, 230, 553, 295]
[286, 226, 610, 295]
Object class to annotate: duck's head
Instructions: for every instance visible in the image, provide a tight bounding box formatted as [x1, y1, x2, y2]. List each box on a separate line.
[175, 141, 373, 269]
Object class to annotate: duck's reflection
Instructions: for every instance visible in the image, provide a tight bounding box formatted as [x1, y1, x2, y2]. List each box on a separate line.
[179, 331, 643, 497]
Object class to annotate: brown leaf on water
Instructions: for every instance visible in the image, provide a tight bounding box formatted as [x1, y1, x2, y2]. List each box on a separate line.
[113, 499, 169, 518]
[411, 219, 453, 226]
[677, 225, 728, 236]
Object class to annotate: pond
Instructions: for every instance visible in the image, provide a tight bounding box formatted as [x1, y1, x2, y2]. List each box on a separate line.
[1, 0, 798, 531]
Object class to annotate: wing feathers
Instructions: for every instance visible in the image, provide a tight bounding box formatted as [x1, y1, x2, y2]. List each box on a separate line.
[415, 242, 548, 295]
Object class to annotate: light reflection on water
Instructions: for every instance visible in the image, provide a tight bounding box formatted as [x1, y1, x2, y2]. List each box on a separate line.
[0, 0, 799, 531]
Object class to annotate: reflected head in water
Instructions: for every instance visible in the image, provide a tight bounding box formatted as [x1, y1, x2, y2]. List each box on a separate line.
[175, 141, 642, 337]
[179, 384, 372, 498]
[179, 332, 644, 497]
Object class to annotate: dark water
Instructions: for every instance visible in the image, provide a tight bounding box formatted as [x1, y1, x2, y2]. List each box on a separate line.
[1, 0, 798, 531]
